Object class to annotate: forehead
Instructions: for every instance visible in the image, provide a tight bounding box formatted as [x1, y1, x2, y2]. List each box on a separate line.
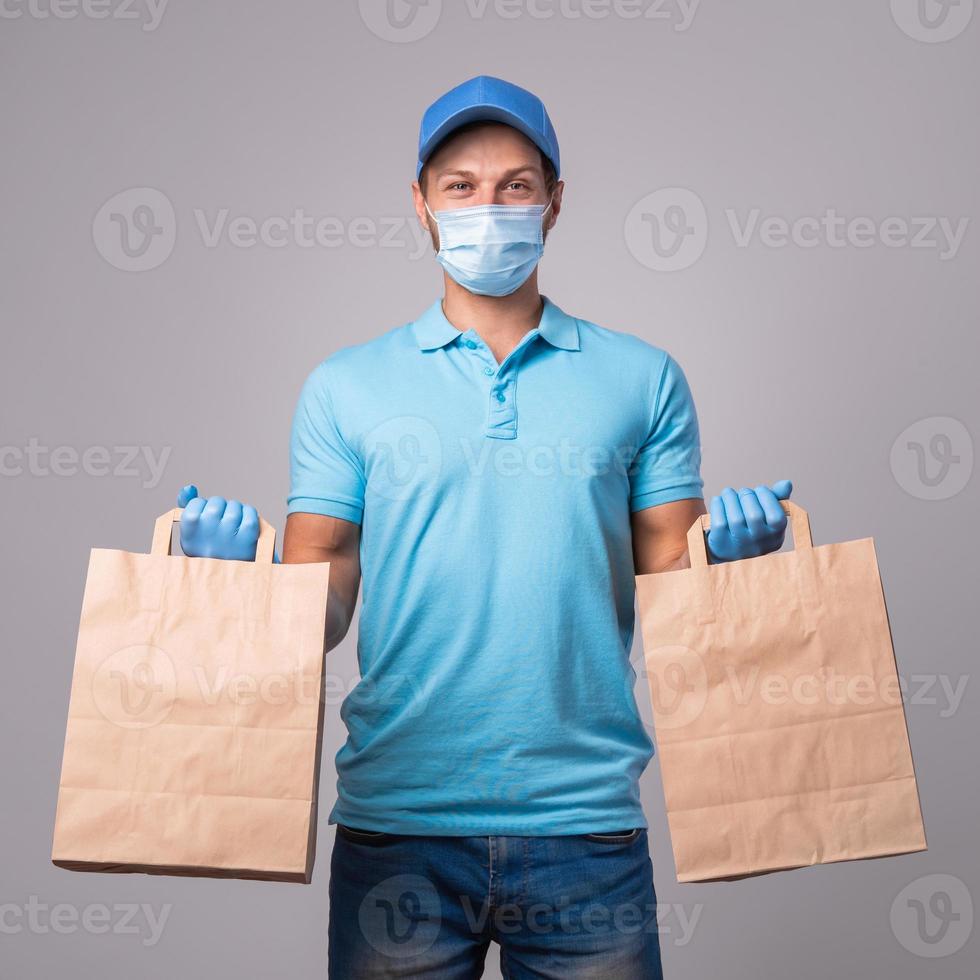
[427, 122, 543, 176]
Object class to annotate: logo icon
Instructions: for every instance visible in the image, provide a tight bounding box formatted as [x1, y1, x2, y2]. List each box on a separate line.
[92, 187, 176, 272]
[890, 874, 974, 958]
[890, 416, 973, 500]
[890, 0, 973, 42]
[640, 644, 708, 732]
[358, 0, 442, 42]
[92, 644, 177, 729]
[364, 416, 443, 502]
[358, 874, 442, 958]
[625, 188, 708, 272]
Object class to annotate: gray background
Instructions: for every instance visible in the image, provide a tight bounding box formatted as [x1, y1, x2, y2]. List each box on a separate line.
[1, 0, 977, 977]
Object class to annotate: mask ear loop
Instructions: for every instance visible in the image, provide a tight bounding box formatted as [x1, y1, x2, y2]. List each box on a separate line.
[539, 198, 555, 241]
[422, 199, 443, 254]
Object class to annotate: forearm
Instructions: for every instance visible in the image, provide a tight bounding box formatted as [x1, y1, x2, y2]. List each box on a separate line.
[322, 584, 358, 652]
[656, 549, 693, 574]
[631, 497, 707, 575]
[273, 552, 356, 651]
[283, 553, 359, 653]
[283, 514, 361, 653]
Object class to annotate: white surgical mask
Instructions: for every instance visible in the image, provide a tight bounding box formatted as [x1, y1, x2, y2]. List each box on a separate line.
[424, 200, 553, 297]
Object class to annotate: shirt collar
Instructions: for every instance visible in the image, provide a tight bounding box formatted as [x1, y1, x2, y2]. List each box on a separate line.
[413, 295, 581, 352]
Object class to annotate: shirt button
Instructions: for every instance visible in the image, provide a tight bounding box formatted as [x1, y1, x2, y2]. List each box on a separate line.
[483, 366, 494, 376]
[465, 340, 477, 349]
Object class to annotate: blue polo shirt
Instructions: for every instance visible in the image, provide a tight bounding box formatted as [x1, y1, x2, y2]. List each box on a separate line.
[288, 295, 703, 836]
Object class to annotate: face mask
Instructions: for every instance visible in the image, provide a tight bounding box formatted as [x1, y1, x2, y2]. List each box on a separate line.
[424, 200, 553, 297]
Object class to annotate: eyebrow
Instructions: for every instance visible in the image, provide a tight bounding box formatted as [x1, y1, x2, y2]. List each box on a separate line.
[435, 166, 541, 181]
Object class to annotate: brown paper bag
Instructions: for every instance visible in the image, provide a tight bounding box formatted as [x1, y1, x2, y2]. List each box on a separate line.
[52, 508, 331, 883]
[635, 501, 926, 882]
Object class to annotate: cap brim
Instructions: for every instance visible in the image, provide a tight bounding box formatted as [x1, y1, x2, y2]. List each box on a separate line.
[417, 105, 555, 179]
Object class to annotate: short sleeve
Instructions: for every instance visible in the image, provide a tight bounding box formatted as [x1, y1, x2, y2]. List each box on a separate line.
[287, 363, 365, 524]
[628, 353, 704, 512]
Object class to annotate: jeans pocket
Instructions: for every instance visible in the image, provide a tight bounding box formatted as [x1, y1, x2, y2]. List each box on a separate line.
[336, 823, 395, 846]
[583, 828, 642, 844]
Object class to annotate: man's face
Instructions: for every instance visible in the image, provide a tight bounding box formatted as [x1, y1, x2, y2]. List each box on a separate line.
[413, 122, 562, 250]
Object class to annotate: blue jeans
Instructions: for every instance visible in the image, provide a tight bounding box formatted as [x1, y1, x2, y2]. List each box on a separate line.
[328, 825, 664, 979]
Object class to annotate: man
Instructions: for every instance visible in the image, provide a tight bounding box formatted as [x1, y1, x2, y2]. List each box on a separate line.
[178, 75, 792, 979]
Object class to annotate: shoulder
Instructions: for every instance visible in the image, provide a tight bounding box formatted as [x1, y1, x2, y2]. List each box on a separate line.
[581, 318, 670, 358]
[574, 314, 685, 384]
[299, 319, 418, 395]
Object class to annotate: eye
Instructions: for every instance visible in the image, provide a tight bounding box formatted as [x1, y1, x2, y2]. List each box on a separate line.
[446, 181, 471, 192]
[505, 181, 530, 191]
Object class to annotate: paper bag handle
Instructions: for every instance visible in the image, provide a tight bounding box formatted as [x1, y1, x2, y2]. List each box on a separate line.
[150, 507, 277, 564]
[686, 499, 812, 569]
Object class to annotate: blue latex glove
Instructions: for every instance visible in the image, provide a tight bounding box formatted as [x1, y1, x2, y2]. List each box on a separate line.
[706, 479, 793, 563]
[176, 484, 274, 562]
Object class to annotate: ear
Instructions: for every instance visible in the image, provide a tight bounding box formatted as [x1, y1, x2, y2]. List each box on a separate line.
[411, 180, 430, 233]
[546, 180, 565, 231]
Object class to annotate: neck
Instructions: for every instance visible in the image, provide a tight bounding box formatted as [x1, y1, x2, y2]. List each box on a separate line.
[441, 273, 544, 360]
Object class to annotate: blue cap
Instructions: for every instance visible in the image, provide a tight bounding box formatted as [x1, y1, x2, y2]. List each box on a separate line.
[417, 75, 560, 180]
